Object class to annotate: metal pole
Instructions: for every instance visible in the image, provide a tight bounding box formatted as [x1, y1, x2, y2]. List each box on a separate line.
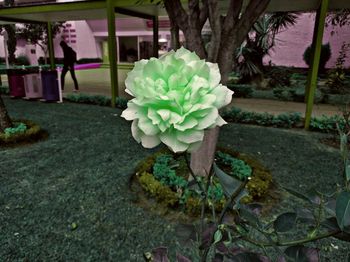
[107, 0, 118, 107]
[47, 21, 55, 70]
[304, 0, 329, 130]
[153, 16, 159, 58]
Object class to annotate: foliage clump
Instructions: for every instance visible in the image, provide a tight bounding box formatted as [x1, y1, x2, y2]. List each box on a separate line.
[326, 42, 350, 93]
[4, 122, 27, 137]
[303, 43, 331, 73]
[216, 151, 252, 180]
[64, 93, 128, 109]
[135, 150, 272, 214]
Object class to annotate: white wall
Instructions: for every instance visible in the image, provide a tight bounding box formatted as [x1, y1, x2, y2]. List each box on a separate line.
[75, 21, 100, 59]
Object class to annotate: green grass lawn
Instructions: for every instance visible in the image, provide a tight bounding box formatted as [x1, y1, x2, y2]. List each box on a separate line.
[0, 97, 349, 261]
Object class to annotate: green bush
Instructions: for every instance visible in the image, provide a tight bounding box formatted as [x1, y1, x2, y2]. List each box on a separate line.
[64, 93, 128, 109]
[309, 115, 344, 133]
[273, 87, 294, 101]
[15, 55, 30, 66]
[221, 107, 302, 128]
[76, 58, 103, 64]
[227, 83, 253, 98]
[293, 86, 324, 103]
[303, 43, 331, 72]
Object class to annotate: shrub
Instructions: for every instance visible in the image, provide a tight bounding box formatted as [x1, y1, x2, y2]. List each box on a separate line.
[64, 93, 128, 109]
[227, 83, 253, 98]
[273, 87, 294, 101]
[15, 55, 30, 66]
[221, 107, 302, 128]
[265, 66, 292, 87]
[303, 43, 331, 73]
[292, 86, 324, 103]
[76, 58, 103, 64]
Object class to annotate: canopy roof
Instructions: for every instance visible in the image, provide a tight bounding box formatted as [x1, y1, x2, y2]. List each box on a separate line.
[0, 0, 349, 23]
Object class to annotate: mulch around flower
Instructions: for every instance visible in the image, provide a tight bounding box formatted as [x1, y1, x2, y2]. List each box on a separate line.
[130, 148, 277, 223]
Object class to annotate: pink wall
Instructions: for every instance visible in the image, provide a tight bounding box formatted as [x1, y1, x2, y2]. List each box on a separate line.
[265, 13, 350, 68]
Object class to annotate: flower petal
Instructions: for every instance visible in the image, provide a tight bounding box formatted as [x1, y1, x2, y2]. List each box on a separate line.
[160, 131, 189, 153]
[176, 129, 204, 144]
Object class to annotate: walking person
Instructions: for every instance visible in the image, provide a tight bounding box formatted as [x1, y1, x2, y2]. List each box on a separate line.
[60, 41, 79, 92]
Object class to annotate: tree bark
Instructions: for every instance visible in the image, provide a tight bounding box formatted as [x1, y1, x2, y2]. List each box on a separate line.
[170, 19, 180, 51]
[0, 95, 12, 133]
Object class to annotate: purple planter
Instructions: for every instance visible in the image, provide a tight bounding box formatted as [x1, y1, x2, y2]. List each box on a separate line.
[7, 69, 26, 97]
[41, 70, 59, 102]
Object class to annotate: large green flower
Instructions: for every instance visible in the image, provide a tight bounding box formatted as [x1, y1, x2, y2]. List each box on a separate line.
[121, 47, 233, 153]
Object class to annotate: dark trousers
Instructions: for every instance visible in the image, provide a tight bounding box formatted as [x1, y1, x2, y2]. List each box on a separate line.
[61, 64, 79, 90]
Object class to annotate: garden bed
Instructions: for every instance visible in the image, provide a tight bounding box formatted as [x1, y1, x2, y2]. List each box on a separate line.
[0, 119, 47, 147]
[130, 148, 273, 218]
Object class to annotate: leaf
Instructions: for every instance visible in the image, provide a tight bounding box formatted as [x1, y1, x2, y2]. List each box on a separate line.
[213, 230, 223, 244]
[213, 162, 242, 198]
[151, 247, 170, 262]
[200, 223, 216, 250]
[282, 186, 311, 203]
[176, 253, 192, 262]
[296, 208, 315, 224]
[324, 199, 336, 216]
[336, 191, 350, 232]
[305, 189, 322, 205]
[282, 245, 320, 262]
[345, 159, 350, 182]
[274, 212, 297, 233]
[239, 208, 259, 226]
[321, 217, 340, 231]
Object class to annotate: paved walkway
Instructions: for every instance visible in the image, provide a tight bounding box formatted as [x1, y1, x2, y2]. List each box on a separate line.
[61, 68, 343, 117]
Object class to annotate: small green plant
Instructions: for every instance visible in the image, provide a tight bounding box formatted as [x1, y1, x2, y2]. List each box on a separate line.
[303, 43, 331, 73]
[216, 151, 252, 180]
[326, 42, 350, 93]
[153, 154, 188, 189]
[4, 122, 27, 137]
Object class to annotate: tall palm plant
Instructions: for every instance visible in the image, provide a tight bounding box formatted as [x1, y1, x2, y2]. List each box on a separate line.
[237, 12, 299, 80]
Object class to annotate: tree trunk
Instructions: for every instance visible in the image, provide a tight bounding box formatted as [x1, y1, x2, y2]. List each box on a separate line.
[4, 25, 16, 65]
[170, 20, 180, 51]
[0, 95, 12, 133]
[163, 0, 270, 177]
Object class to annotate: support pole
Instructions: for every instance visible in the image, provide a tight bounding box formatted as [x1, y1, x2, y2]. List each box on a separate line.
[304, 0, 329, 130]
[153, 16, 159, 58]
[47, 21, 55, 70]
[107, 0, 118, 107]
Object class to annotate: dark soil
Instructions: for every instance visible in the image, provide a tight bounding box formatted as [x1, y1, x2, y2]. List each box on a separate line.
[1, 96, 349, 261]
